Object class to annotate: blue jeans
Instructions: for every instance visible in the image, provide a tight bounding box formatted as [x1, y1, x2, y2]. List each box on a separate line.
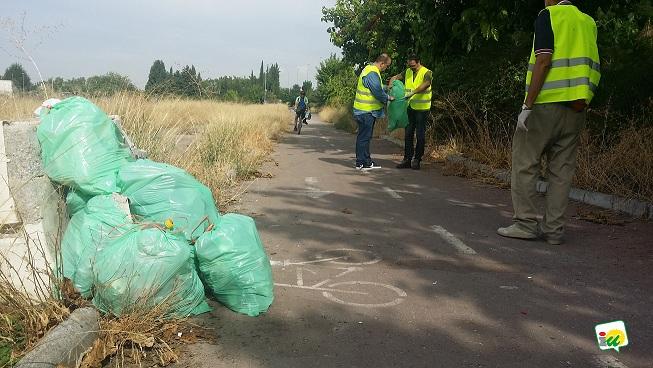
[355, 113, 376, 166]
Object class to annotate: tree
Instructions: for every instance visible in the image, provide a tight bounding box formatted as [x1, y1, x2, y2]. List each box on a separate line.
[86, 72, 137, 95]
[3, 63, 32, 92]
[302, 80, 313, 97]
[46, 73, 136, 96]
[145, 60, 168, 92]
[259, 61, 264, 86]
[322, 0, 653, 126]
[267, 63, 281, 95]
[315, 54, 356, 106]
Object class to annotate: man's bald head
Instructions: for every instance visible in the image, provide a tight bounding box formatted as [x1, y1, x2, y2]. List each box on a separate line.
[375, 53, 392, 71]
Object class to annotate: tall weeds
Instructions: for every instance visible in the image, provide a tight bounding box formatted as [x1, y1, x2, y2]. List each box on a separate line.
[430, 91, 653, 203]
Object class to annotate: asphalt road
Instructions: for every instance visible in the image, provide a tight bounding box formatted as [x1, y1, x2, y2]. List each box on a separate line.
[177, 118, 652, 368]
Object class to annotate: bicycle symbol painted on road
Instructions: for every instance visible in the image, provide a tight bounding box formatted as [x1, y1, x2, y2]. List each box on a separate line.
[271, 248, 407, 308]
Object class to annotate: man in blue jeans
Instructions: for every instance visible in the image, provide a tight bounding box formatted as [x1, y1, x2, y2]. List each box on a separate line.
[352, 53, 394, 171]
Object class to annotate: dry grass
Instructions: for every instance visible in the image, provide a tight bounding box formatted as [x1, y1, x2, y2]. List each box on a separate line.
[0, 93, 292, 206]
[575, 127, 653, 202]
[319, 106, 356, 133]
[0, 94, 42, 120]
[429, 92, 653, 203]
[0, 225, 69, 367]
[97, 93, 291, 206]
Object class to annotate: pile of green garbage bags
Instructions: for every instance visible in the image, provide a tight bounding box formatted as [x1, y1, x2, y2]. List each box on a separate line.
[38, 97, 274, 317]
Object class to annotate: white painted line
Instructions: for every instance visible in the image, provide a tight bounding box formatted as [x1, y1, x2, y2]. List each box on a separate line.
[274, 283, 368, 295]
[430, 225, 477, 255]
[593, 355, 629, 368]
[285, 189, 334, 199]
[383, 187, 403, 200]
[322, 281, 407, 308]
[335, 267, 363, 278]
[296, 268, 304, 286]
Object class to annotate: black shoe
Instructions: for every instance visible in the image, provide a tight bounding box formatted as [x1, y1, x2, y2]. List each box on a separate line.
[303, 121, 309, 125]
[293, 126, 297, 131]
[396, 160, 411, 169]
[411, 159, 421, 170]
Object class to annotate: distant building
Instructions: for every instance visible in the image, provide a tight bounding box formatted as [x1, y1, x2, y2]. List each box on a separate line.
[0, 80, 13, 95]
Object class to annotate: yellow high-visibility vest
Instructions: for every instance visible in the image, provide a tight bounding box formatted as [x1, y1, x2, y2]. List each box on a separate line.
[405, 66, 432, 111]
[525, 5, 601, 104]
[353, 64, 384, 111]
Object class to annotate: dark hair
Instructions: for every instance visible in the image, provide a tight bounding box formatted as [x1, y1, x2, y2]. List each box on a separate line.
[407, 54, 420, 63]
[376, 53, 391, 63]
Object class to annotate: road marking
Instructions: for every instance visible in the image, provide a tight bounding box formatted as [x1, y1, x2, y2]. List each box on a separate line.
[335, 267, 363, 278]
[383, 187, 403, 200]
[322, 281, 407, 308]
[272, 249, 381, 267]
[305, 177, 319, 186]
[593, 355, 629, 368]
[296, 268, 304, 286]
[274, 283, 368, 295]
[430, 225, 477, 255]
[285, 189, 335, 199]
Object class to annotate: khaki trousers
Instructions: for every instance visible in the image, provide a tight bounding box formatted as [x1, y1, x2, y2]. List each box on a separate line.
[511, 103, 586, 239]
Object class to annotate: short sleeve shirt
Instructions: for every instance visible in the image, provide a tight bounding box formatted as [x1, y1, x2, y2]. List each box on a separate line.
[534, 1, 574, 56]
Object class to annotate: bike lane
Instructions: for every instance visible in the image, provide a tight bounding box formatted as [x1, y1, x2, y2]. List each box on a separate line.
[178, 119, 653, 368]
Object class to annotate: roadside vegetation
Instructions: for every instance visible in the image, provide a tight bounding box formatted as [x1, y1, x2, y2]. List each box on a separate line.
[316, 1, 653, 202]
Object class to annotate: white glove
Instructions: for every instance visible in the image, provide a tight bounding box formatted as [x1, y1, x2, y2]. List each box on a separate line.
[517, 104, 532, 131]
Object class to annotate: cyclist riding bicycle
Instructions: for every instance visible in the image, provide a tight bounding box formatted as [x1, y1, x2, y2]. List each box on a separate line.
[293, 90, 310, 132]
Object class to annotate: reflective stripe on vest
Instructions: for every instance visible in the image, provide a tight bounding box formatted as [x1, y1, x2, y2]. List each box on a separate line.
[353, 65, 383, 112]
[525, 5, 601, 104]
[405, 67, 432, 110]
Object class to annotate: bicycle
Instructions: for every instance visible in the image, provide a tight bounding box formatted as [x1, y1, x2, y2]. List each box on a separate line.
[271, 248, 407, 308]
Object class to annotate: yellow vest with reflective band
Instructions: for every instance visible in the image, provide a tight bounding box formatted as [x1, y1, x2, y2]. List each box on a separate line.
[353, 64, 384, 112]
[405, 67, 432, 110]
[525, 5, 601, 104]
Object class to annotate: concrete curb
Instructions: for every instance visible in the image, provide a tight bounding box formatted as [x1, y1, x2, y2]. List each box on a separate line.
[380, 135, 652, 220]
[16, 307, 100, 368]
[446, 154, 652, 220]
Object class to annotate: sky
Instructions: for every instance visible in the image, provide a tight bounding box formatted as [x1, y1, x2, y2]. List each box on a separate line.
[0, 0, 341, 88]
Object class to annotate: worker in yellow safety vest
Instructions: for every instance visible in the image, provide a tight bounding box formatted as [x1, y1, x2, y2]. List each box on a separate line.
[498, 0, 600, 245]
[389, 55, 432, 170]
[352, 53, 394, 171]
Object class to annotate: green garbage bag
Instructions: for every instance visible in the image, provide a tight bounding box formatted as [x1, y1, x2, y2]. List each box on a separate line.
[117, 160, 220, 241]
[387, 80, 409, 132]
[65, 190, 93, 217]
[195, 214, 274, 317]
[61, 194, 133, 298]
[92, 227, 211, 317]
[37, 97, 133, 196]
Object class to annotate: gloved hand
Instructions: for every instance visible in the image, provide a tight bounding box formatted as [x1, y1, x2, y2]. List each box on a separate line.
[517, 104, 532, 131]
